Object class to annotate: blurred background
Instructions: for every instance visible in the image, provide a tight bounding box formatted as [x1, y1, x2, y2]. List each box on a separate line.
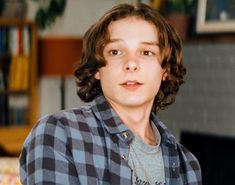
[0, 0, 235, 184]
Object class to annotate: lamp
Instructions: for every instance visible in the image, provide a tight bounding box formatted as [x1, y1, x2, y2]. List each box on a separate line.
[38, 37, 83, 109]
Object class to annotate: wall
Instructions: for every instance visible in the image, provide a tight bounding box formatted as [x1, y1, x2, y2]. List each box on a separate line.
[27, 0, 138, 37]
[39, 76, 84, 116]
[158, 43, 235, 140]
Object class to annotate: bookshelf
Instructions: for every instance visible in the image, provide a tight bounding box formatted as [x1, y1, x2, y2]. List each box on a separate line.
[0, 19, 38, 155]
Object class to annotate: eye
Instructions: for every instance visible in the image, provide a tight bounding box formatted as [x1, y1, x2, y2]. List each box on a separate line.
[141, 50, 155, 56]
[109, 49, 122, 56]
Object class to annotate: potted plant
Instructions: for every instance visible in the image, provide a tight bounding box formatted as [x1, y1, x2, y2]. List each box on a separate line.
[165, 0, 195, 41]
[33, 0, 67, 30]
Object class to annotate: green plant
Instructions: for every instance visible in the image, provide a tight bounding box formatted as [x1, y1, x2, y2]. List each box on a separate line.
[32, 0, 66, 30]
[166, 0, 194, 15]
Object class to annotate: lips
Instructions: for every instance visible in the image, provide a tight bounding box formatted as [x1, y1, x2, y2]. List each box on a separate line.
[120, 80, 143, 90]
[122, 81, 142, 85]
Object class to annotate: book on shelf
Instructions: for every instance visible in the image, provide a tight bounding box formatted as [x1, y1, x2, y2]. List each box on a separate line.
[8, 94, 29, 126]
[0, 27, 9, 55]
[0, 69, 4, 90]
[0, 93, 9, 126]
[0, 93, 29, 126]
[8, 27, 18, 56]
[0, 24, 32, 127]
[0, 54, 10, 126]
[8, 55, 29, 91]
[10, 26, 30, 91]
[0, 26, 31, 91]
[0, 44, 11, 126]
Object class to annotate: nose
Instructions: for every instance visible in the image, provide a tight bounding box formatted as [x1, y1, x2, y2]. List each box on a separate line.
[123, 56, 140, 72]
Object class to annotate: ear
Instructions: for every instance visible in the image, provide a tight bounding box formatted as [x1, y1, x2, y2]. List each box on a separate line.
[162, 71, 168, 81]
[94, 71, 100, 80]
[162, 65, 170, 81]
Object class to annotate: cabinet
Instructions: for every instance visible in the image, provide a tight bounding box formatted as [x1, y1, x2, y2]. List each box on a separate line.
[0, 19, 38, 155]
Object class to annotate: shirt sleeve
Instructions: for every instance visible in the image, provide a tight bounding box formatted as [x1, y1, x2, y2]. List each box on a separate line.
[19, 115, 80, 185]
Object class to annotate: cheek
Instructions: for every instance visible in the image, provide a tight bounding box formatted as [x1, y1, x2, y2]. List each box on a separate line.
[100, 64, 122, 78]
[151, 72, 164, 94]
[148, 63, 164, 78]
[149, 68, 164, 88]
[98, 67, 117, 86]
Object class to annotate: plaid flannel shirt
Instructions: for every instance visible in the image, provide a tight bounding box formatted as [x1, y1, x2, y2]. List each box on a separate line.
[20, 94, 202, 185]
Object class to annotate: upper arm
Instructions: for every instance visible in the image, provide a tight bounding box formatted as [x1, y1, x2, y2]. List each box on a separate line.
[19, 116, 80, 185]
[178, 144, 202, 185]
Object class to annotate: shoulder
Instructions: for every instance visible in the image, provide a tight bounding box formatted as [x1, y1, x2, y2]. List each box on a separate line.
[38, 105, 94, 129]
[38, 105, 94, 127]
[157, 119, 200, 170]
[19, 107, 92, 184]
[177, 143, 202, 184]
[151, 115, 202, 183]
[24, 105, 97, 149]
[177, 143, 200, 167]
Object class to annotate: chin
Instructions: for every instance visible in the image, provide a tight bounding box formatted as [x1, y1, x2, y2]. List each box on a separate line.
[119, 98, 151, 107]
[105, 93, 155, 108]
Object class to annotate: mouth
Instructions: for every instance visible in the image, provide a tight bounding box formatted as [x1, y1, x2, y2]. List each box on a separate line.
[120, 80, 143, 90]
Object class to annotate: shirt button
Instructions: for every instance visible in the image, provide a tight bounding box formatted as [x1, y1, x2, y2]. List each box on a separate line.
[172, 162, 176, 171]
[121, 154, 127, 161]
[122, 132, 128, 139]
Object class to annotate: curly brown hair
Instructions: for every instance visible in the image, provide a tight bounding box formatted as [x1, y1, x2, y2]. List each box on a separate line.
[74, 3, 186, 112]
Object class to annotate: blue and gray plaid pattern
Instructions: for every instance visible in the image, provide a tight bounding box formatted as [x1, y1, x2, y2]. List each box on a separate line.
[19, 94, 202, 185]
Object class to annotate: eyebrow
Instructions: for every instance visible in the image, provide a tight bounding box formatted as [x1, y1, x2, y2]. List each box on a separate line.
[107, 39, 159, 46]
[107, 38, 122, 43]
[141, 41, 159, 46]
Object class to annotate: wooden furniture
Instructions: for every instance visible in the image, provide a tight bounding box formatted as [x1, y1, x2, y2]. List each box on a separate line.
[38, 37, 83, 109]
[0, 19, 38, 156]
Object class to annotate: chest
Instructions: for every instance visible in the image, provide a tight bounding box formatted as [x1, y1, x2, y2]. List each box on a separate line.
[70, 128, 132, 185]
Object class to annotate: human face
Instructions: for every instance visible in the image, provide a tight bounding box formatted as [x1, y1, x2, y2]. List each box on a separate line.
[95, 17, 165, 110]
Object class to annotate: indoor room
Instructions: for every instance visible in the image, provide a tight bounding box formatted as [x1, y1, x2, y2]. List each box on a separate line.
[0, 0, 235, 184]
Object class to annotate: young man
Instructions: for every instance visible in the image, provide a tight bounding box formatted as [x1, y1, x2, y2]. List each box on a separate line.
[20, 3, 202, 185]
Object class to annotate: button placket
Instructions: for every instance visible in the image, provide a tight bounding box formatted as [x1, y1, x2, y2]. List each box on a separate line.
[122, 131, 128, 140]
[121, 154, 127, 161]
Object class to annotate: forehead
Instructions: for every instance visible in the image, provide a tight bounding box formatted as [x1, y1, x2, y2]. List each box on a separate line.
[107, 16, 159, 42]
[108, 16, 156, 30]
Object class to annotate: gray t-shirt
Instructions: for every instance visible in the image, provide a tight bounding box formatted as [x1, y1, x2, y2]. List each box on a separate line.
[128, 123, 165, 185]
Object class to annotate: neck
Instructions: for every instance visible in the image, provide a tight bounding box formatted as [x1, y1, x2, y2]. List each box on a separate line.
[109, 101, 156, 145]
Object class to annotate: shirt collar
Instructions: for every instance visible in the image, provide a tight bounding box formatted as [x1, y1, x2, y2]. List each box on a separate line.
[91, 94, 177, 148]
[91, 94, 129, 134]
[150, 113, 177, 148]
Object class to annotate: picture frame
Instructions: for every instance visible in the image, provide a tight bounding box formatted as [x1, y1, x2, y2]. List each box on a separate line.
[196, 0, 235, 33]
